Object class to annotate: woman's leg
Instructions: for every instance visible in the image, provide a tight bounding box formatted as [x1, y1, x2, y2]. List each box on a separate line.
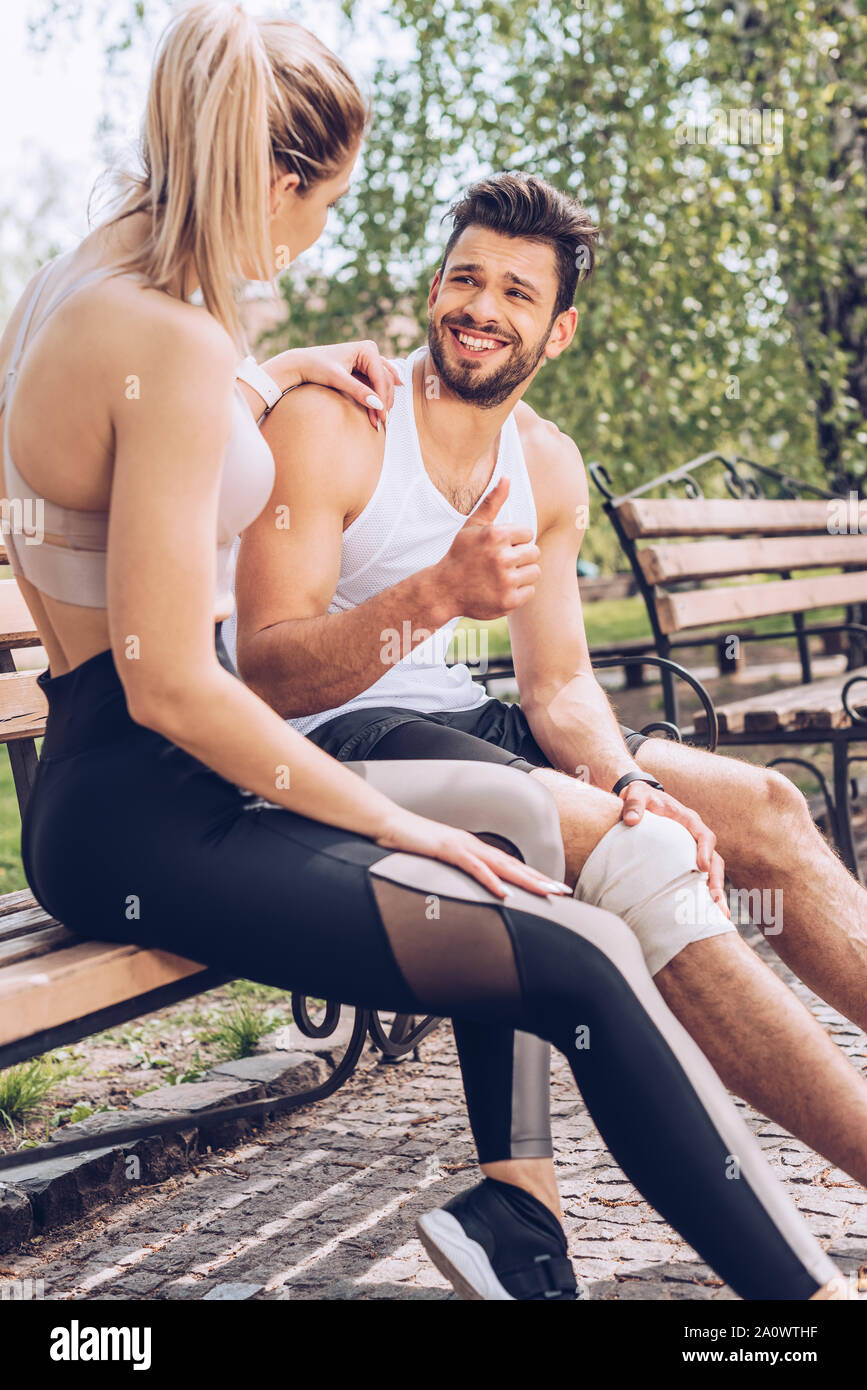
[343, 757, 562, 1215]
[193, 799, 837, 1300]
[366, 852, 837, 1301]
[27, 740, 839, 1299]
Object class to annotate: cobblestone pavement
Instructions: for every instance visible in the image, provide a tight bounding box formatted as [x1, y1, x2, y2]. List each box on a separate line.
[8, 927, 867, 1301]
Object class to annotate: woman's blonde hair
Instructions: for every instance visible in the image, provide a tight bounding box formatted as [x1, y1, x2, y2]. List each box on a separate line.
[100, 2, 369, 351]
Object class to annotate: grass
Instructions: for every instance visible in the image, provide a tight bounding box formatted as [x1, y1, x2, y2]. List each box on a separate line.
[210, 1000, 279, 1061]
[0, 1053, 82, 1135]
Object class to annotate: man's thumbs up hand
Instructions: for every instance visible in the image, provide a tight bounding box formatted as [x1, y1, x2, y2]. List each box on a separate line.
[435, 475, 541, 621]
[461, 475, 511, 528]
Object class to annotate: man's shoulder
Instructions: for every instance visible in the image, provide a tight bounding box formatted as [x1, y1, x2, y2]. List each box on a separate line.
[265, 381, 375, 436]
[514, 401, 587, 526]
[260, 381, 384, 511]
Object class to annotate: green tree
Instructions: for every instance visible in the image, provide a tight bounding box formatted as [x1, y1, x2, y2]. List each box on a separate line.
[26, 0, 867, 553]
[694, 0, 867, 489]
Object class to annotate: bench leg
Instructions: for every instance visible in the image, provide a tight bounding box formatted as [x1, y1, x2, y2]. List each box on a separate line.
[624, 661, 645, 689]
[376, 1012, 416, 1063]
[716, 634, 745, 677]
[661, 664, 679, 727]
[370, 1011, 441, 1063]
[832, 740, 862, 882]
[0, 649, 40, 817]
[6, 738, 39, 817]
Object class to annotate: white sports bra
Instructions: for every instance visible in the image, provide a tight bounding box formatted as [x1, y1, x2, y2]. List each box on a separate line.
[0, 250, 275, 610]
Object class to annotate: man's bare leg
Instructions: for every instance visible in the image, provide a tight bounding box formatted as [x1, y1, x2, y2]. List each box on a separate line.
[635, 738, 867, 1031]
[484, 768, 867, 1213]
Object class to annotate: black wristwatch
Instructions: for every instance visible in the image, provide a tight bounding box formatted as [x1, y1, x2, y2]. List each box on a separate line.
[611, 771, 664, 797]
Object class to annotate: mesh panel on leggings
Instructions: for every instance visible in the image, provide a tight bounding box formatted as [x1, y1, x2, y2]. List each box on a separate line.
[370, 879, 522, 1011]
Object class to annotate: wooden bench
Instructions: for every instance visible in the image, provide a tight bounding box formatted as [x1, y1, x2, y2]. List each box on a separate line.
[591, 454, 867, 877]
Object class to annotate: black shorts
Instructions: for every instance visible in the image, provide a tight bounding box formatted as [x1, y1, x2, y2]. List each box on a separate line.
[306, 698, 648, 774]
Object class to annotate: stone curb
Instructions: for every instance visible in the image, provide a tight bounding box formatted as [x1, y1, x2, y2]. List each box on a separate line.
[0, 1051, 326, 1255]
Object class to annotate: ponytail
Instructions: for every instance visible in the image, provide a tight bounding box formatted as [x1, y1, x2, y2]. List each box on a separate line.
[98, 2, 368, 353]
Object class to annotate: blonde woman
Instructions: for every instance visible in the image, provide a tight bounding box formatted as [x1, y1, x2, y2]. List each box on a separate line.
[0, 2, 854, 1301]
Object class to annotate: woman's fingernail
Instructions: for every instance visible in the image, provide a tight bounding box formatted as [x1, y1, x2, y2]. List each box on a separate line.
[366, 393, 384, 409]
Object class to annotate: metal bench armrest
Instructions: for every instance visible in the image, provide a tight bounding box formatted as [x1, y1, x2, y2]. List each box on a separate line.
[592, 653, 719, 752]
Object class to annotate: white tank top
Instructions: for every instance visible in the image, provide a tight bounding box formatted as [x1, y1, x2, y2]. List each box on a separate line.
[226, 344, 537, 732]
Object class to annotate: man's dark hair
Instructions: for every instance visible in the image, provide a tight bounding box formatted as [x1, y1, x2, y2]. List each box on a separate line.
[439, 172, 599, 319]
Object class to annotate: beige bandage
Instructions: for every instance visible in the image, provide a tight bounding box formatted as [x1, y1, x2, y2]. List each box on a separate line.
[575, 813, 735, 976]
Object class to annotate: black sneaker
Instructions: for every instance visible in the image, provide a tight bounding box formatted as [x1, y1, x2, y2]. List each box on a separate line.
[416, 1177, 578, 1300]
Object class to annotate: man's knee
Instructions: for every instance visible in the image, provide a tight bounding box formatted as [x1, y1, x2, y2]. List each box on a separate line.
[760, 766, 812, 822]
[733, 764, 815, 850]
[575, 812, 736, 977]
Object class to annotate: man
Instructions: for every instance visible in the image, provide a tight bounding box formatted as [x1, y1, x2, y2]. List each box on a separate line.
[231, 173, 867, 1298]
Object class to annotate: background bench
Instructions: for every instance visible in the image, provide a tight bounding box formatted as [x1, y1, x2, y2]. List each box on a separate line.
[590, 453, 867, 878]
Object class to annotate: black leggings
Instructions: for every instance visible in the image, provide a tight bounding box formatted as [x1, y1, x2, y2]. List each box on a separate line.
[21, 647, 834, 1300]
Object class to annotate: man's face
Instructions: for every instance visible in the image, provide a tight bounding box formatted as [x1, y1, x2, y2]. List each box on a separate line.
[427, 227, 573, 408]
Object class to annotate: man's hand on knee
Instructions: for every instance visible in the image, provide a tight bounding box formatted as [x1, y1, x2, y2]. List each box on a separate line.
[618, 782, 729, 914]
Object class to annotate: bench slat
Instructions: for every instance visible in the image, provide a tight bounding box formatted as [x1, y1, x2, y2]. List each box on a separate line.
[656, 571, 867, 635]
[0, 904, 58, 943]
[618, 498, 833, 540]
[0, 924, 74, 967]
[638, 535, 867, 585]
[0, 888, 41, 918]
[0, 578, 40, 647]
[0, 941, 207, 1049]
[0, 669, 47, 739]
[693, 664, 867, 736]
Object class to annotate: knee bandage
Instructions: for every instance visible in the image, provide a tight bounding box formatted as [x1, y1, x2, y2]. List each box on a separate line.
[575, 813, 734, 977]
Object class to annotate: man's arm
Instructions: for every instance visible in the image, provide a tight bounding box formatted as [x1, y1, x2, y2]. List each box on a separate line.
[509, 422, 643, 790]
[236, 385, 538, 717]
[511, 418, 725, 897]
[235, 386, 453, 718]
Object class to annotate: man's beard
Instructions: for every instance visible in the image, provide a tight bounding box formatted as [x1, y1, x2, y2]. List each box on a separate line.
[427, 315, 549, 409]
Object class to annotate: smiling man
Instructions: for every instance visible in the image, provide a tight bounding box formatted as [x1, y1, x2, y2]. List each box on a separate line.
[230, 173, 867, 1300]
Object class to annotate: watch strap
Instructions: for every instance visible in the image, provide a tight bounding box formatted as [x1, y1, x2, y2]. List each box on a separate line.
[611, 771, 664, 797]
[235, 354, 283, 412]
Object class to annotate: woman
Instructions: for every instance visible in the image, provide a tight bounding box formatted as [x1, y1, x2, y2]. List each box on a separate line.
[0, 1, 853, 1301]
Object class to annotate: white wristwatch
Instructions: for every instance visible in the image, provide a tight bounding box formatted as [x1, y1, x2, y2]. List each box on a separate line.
[235, 354, 284, 415]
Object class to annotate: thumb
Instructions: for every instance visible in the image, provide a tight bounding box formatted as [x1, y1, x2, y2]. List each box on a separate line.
[466, 476, 510, 527]
[620, 792, 644, 826]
